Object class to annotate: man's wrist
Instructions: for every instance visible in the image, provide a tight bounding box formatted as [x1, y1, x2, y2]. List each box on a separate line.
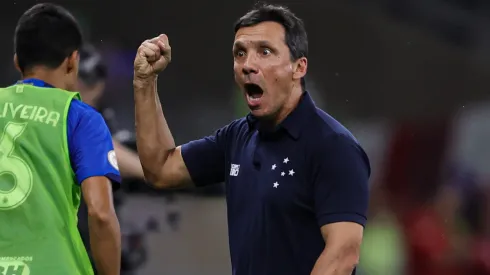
[133, 74, 158, 89]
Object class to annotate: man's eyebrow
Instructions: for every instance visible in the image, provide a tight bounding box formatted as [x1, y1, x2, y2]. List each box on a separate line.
[233, 40, 246, 50]
[256, 40, 273, 48]
[233, 40, 273, 49]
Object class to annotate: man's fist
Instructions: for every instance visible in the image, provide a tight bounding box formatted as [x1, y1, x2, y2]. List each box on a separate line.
[134, 34, 171, 79]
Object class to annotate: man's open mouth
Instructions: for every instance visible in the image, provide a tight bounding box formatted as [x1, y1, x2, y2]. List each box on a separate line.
[244, 83, 264, 109]
[244, 83, 264, 100]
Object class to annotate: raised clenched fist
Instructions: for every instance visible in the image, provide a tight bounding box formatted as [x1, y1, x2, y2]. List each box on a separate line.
[134, 34, 171, 79]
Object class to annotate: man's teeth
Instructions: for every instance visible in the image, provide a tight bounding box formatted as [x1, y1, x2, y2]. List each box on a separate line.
[248, 94, 261, 101]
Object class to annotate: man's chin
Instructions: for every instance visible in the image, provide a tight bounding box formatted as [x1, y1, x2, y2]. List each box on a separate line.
[250, 108, 277, 120]
[249, 108, 266, 117]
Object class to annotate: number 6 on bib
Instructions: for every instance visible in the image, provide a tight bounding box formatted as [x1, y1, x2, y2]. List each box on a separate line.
[0, 122, 33, 210]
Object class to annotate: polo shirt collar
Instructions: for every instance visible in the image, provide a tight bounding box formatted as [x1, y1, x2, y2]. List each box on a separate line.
[246, 91, 316, 139]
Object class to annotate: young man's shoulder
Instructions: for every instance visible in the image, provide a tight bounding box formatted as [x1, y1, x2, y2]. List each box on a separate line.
[69, 99, 99, 114]
[67, 99, 104, 123]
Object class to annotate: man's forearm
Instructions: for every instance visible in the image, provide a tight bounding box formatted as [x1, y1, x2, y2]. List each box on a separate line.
[113, 139, 145, 179]
[88, 212, 121, 275]
[310, 247, 358, 275]
[134, 76, 176, 182]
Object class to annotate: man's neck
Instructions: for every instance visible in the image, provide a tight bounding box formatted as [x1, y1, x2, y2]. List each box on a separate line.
[22, 68, 66, 90]
[273, 87, 303, 125]
[82, 97, 97, 108]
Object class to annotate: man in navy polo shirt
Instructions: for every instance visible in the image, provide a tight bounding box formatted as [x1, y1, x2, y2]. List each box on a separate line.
[133, 4, 369, 275]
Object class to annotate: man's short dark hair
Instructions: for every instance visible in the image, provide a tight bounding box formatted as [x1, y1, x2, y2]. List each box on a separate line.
[234, 3, 308, 89]
[14, 3, 83, 73]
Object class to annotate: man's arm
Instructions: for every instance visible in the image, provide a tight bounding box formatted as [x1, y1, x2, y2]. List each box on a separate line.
[133, 35, 227, 189]
[112, 138, 145, 179]
[133, 77, 191, 188]
[311, 223, 363, 275]
[82, 176, 121, 275]
[68, 100, 121, 275]
[310, 135, 370, 275]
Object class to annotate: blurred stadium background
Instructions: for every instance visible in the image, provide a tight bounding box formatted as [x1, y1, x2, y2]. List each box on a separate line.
[3, 0, 490, 274]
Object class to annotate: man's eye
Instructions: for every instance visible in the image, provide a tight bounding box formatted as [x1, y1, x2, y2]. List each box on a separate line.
[262, 48, 272, 55]
[236, 50, 245, 57]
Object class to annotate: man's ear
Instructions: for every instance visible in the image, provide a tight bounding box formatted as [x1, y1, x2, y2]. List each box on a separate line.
[292, 57, 307, 81]
[66, 50, 79, 74]
[13, 53, 21, 73]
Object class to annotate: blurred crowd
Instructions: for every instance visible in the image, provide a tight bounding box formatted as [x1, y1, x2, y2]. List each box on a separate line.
[357, 115, 490, 275]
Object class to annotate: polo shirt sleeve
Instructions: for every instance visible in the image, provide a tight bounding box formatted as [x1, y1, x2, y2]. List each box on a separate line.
[312, 134, 370, 227]
[181, 125, 230, 187]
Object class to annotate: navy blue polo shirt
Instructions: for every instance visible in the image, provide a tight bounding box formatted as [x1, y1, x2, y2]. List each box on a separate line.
[181, 92, 370, 275]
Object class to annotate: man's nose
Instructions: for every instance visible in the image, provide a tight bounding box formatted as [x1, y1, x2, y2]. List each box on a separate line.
[242, 56, 259, 75]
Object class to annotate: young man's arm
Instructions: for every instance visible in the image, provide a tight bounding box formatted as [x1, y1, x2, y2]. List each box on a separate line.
[112, 138, 145, 179]
[81, 176, 120, 275]
[68, 99, 121, 275]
